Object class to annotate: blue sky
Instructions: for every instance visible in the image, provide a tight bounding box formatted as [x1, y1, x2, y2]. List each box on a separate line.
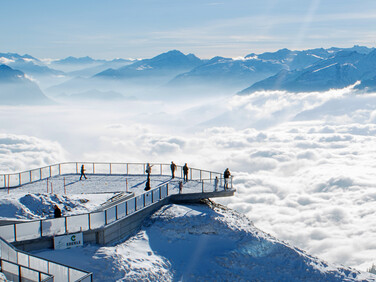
[1, 0, 376, 59]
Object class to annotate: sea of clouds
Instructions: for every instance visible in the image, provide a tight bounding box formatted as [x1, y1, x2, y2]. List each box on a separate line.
[0, 85, 375, 271]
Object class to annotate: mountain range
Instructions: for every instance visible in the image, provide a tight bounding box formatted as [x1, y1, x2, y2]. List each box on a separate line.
[1, 45, 376, 104]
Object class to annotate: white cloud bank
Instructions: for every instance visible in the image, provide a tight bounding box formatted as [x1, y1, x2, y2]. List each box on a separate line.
[1, 86, 376, 271]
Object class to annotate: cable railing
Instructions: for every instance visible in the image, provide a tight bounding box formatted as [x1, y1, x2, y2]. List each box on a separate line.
[0, 237, 92, 282]
[0, 162, 225, 189]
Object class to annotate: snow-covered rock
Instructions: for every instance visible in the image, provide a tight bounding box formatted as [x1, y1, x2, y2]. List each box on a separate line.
[35, 202, 376, 281]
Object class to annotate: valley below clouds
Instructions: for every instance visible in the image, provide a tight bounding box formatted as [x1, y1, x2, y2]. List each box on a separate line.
[1, 85, 375, 271]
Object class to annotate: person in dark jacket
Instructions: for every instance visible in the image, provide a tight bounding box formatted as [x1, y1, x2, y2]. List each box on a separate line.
[170, 161, 176, 178]
[183, 163, 189, 182]
[54, 205, 62, 218]
[224, 168, 231, 189]
[80, 164, 87, 180]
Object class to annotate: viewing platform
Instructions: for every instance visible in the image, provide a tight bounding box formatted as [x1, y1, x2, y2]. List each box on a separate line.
[0, 162, 235, 282]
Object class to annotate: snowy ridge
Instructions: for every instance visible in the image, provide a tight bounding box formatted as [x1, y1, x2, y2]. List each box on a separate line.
[35, 201, 376, 281]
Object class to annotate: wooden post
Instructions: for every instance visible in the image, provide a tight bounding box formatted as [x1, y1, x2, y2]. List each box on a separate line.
[40, 168, 42, 180]
[51, 182, 53, 194]
[126, 178, 128, 192]
[47, 178, 49, 193]
[64, 177, 66, 194]
[109, 163, 112, 175]
[49, 166, 52, 177]
[76, 162, 78, 174]
[202, 180, 204, 193]
[93, 163, 95, 174]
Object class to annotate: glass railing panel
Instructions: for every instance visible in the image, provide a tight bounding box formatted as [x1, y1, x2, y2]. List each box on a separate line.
[50, 165, 60, 177]
[92, 163, 109, 174]
[116, 202, 126, 219]
[29, 256, 48, 273]
[60, 163, 77, 175]
[89, 212, 105, 229]
[109, 163, 126, 175]
[161, 185, 168, 199]
[42, 218, 66, 237]
[152, 189, 160, 203]
[106, 207, 116, 225]
[136, 195, 144, 210]
[20, 266, 39, 281]
[69, 268, 87, 281]
[17, 252, 29, 267]
[40, 167, 50, 179]
[126, 198, 135, 215]
[1, 260, 19, 277]
[0, 224, 15, 242]
[0, 174, 5, 188]
[127, 163, 144, 175]
[8, 174, 19, 187]
[48, 261, 69, 281]
[15, 221, 41, 241]
[80, 275, 94, 282]
[20, 171, 30, 185]
[66, 214, 89, 233]
[144, 191, 152, 206]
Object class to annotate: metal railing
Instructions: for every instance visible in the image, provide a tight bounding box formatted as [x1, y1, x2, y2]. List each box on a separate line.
[0, 184, 170, 244]
[0, 237, 92, 282]
[0, 162, 233, 281]
[0, 162, 225, 189]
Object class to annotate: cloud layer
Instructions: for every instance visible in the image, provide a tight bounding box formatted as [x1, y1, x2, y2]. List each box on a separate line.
[1, 86, 376, 271]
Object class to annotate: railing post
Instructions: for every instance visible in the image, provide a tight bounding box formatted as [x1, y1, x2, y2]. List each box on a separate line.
[159, 187, 161, 199]
[93, 163, 95, 174]
[19, 173, 21, 186]
[143, 194, 146, 207]
[65, 217, 68, 234]
[152, 190, 154, 203]
[58, 164, 61, 175]
[126, 163, 128, 175]
[40, 168, 42, 180]
[167, 184, 169, 196]
[210, 172, 212, 183]
[160, 164, 162, 175]
[200, 170, 202, 181]
[110, 163, 112, 175]
[3, 175, 6, 188]
[30, 171, 32, 182]
[190, 168, 192, 180]
[143, 164, 145, 175]
[14, 224, 17, 242]
[49, 166, 51, 178]
[105, 210, 108, 225]
[76, 163, 78, 174]
[126, 201, 128, 215]
[115, 205, 118, 220]
[40, 220, 43, 237]
[202, 180, 204, 193]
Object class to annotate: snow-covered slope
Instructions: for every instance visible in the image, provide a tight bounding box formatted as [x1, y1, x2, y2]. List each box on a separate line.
[34, 202, 376, 281]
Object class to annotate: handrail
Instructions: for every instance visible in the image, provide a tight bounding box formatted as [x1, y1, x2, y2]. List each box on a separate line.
[0, 236, 92, 282]
[0, 162, 225, 189]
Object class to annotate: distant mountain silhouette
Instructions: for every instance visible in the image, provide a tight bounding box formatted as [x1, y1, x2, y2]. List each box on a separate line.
[0, 65, 51, 105]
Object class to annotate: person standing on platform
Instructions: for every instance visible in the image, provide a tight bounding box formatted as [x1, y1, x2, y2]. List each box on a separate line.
[224, 168, 231, 189]
[214, 176, 218, 191]
[170, 161, 176, 178]
[80, 164, 87, 180]
[54, 205, 62, 218]
[183, 163, 189, 182]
